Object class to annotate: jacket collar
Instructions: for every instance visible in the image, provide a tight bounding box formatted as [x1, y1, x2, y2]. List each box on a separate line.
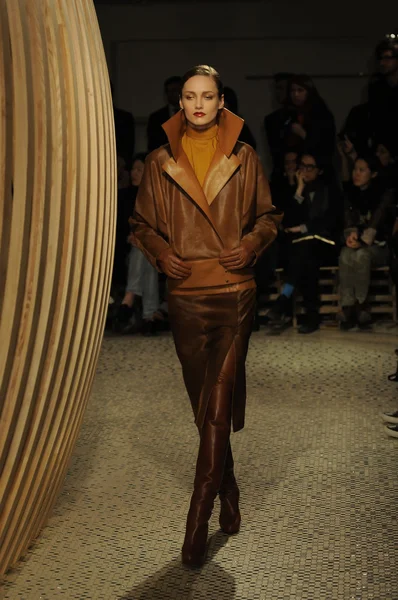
[162, 108, 244, 160]
[161, 109, 244, 235]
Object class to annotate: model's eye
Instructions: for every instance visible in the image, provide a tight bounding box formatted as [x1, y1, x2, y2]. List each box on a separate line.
[205, 96, 214, 100]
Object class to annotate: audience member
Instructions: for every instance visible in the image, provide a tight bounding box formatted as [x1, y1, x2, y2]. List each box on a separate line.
[147, 76, 182, 151]
[264, 72, 293, 176]
[368, 37, 398, 142]
[111, 81, 135, 169]
[285, 75, 336, 166]
[254, 151, 298, 328]
[223, 86, 257, 148]
[340, 101, 373, 156]
[338, 154, 395, 330]
[111, 154, 136, 290]
[114, 153, 165, 336]
[267, 151, 340, 334]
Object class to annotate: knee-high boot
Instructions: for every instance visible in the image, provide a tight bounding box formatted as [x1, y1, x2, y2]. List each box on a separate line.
[219, 443, 241, 534]
[181, 387, 231, 567]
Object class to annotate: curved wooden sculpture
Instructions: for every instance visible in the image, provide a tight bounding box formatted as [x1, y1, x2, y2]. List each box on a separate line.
[0, 0, 116, 575]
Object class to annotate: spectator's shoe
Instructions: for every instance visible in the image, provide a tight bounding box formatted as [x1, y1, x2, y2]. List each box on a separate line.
[384, 424, 398, 438]
[112, 303, 134, 333]
[141, 319, 157, 337]
[381, 410, 398, 424]
[337, 306, 356, 330]
[298, 313, 320, 334]
[267, 317, 293, 336]
[267, 294, 291, 322]
[357, 303, 372, 330]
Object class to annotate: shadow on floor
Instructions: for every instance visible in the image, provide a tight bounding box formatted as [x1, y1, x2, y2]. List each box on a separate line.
[119, 531, 236, 600]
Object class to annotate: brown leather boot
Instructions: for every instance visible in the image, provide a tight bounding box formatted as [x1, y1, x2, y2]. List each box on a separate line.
[219, 444, 241, 535]
[181, 389, 231, 567]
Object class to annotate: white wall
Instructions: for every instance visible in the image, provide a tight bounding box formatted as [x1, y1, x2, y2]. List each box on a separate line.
[95, 1, 397, 172]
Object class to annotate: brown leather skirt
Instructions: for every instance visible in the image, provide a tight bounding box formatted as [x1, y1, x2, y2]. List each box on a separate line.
[168, 287, 256, 433]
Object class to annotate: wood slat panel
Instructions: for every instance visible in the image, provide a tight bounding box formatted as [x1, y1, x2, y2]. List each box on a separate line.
[0, 0, 116, 575]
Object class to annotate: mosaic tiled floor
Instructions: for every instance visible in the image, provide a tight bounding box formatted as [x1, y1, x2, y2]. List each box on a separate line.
[2, 326, 398, 600]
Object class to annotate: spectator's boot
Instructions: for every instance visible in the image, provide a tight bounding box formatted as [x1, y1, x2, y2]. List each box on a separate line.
[338, 306, 356, 331]
[357, 302, 372, 330]
[267, 294, 291, 322]
[298, 310, 320, 334]
[219, 444, 241, 535]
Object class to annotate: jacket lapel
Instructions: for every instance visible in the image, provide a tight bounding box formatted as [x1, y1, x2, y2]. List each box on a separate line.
[161, 153, 216, 229]
[202, 147, 241, 206]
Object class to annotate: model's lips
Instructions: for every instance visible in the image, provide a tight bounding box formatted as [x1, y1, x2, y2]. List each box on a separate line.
[194, 112, 205, 117]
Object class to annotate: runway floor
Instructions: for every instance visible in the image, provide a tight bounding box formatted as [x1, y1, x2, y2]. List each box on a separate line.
[2, 326, 398, 600]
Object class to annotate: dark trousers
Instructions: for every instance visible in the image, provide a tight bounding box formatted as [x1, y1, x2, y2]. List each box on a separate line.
[283, 239, 337, 314]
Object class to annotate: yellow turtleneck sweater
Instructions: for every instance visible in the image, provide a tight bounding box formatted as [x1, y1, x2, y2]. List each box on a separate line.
[181, 124, 218, 187]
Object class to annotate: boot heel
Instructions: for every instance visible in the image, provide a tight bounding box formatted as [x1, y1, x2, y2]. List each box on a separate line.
[219, 489, 241, 534]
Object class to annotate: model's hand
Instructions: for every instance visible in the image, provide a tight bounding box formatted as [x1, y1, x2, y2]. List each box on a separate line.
[157, 248, 191, 279]
[219, 244, 255, 270]
[285, 226, 302, 234]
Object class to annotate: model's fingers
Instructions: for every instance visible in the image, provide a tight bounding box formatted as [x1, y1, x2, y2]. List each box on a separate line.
[169, 263, 191, 277]
[221, 257, 243, 268]
[219, 248, 240, 259]
[170, 257, 191, 275]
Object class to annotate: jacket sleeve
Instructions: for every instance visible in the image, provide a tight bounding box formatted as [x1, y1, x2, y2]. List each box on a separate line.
[130, 157, 170, 270]
[362, 188, 395, 245]
[240, 156, 282, 263]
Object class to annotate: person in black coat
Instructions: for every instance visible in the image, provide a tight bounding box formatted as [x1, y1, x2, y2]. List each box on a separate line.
[147, 76, 182, 151]
[264, 72, 292, 177]
[223, 86, 257, 149]
[111, 82, 135, 169]
[338, 153, 395, 329]
[267, 151, 340, 333]
[268, 74, 336, 179]
[368, 38, 398, 142]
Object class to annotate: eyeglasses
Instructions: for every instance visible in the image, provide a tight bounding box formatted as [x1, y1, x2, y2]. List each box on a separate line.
[299, 163, 317, 171]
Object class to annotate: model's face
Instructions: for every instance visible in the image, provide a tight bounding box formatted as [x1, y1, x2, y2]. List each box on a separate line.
[290, 84, 308, 107]
[375, 143, 393, 167]
[352, 159, 375, 188]
[378, 50, 398, 76]
[180, 75, 224, 131]
[130, 159, 145, 187]
[284, 152, 298, 175]
[298, 154, 321, 183]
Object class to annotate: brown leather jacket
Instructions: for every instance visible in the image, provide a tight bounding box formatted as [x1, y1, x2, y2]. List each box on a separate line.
[132, 108, 281, 292]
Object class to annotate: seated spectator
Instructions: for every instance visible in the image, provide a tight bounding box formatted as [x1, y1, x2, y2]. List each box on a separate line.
[111, 154, 136, 290]
[267, 152, 339, 334]
[269, 74, 336, 175]
[270, 151, 298, 211]
[114, 153, 165, 336]
[147, 76, 182, 151]
[223, 86, 257, 148]
[264, 72, 292, 177]
[338, 154, 395, 330]
[254, 151, 298, 328]
[375, 136, 398, 190]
